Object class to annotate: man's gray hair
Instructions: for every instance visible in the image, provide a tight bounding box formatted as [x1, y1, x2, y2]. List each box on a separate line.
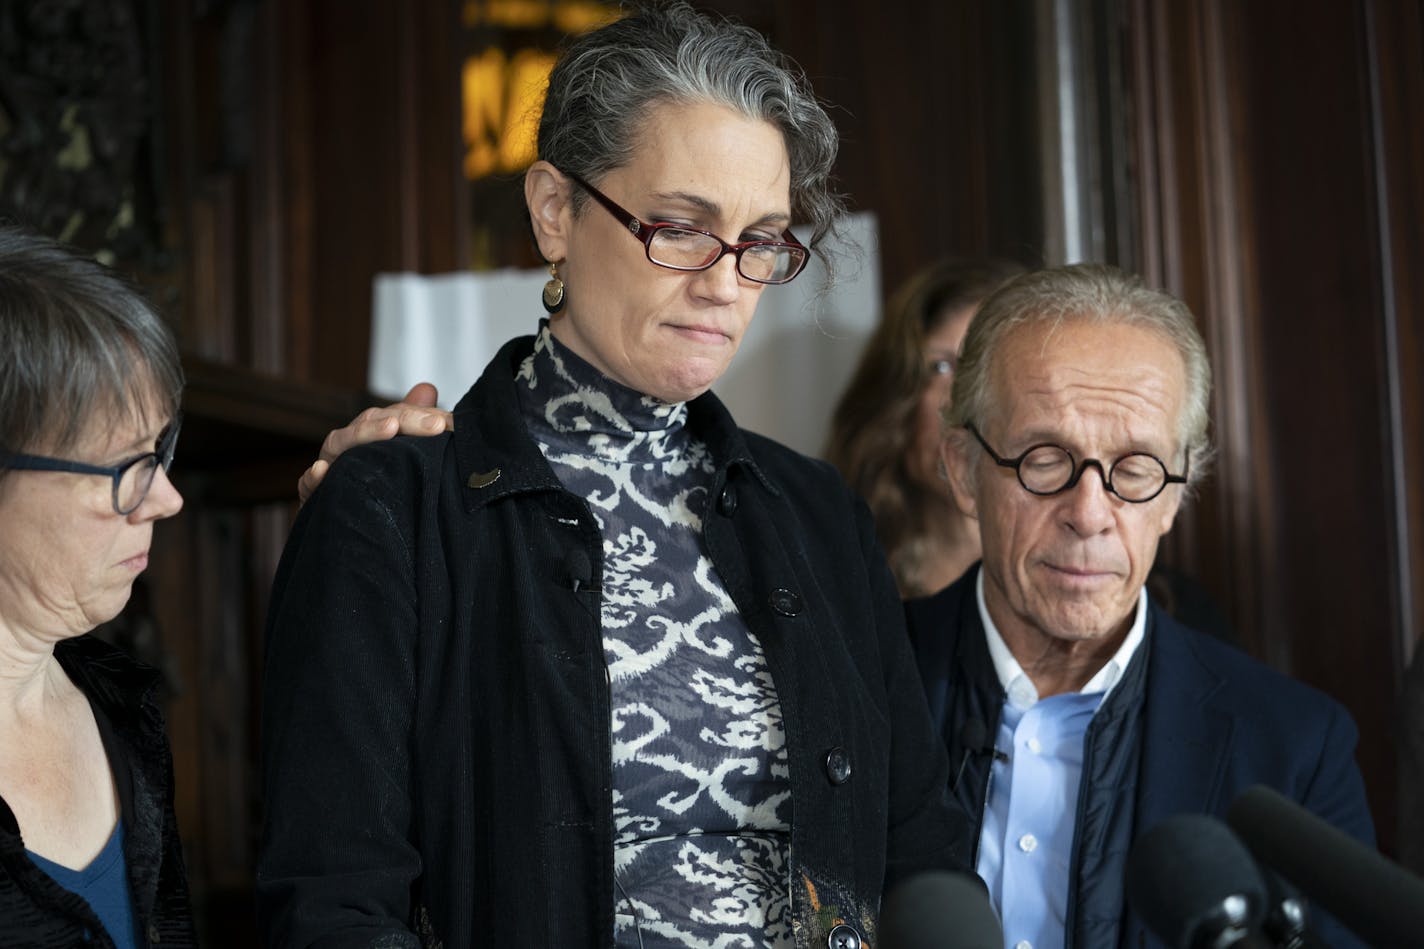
[536, 1, 844, 248]
[946, 263, 1213, 485]
[0, 226, 183, 464]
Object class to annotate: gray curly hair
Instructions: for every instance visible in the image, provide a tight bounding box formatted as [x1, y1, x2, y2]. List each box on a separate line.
[536, 1, 844, 249]
[947, 263, 1214, 487]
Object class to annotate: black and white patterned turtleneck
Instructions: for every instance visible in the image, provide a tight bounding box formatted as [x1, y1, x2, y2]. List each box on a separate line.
[516, 324, 792, 948]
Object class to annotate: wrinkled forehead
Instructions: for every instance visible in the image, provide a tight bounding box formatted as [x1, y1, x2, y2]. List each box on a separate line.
[987, 318, 1187, 444]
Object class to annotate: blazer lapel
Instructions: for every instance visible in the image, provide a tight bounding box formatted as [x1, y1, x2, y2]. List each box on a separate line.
[1133, 608, 1236, 833]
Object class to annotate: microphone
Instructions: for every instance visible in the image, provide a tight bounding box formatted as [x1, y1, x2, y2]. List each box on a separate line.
[564, 548, 600, 594]
[952, 720, 1007, 792]
[1227, 784, 1424, 948]
[1257, 866, 1327, 949]
[878, 870, 1003, 949]
[1125, 814, 1267, 949]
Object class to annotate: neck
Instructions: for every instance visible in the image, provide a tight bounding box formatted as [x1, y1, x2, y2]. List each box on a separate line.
[1003, 628, 1124, 699]
[0, 624, 68, 716]
[982, 580, 1131, 699]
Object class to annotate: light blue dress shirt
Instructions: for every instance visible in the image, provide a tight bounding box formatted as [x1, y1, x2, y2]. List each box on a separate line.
[973, 571, 1147, 949]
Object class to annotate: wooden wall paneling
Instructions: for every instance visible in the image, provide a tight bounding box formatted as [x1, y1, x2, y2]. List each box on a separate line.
[1364, 0, 1424, 672]
[712, 0, 1044, 294]
[296, 0, 463, 391]
[1125, 0, 1270, 661]
[1125, 0, 1407, 848]
[249, 0, 288, 375]
[1231, 0, 1399, 847]
[278, 0, 316, 381]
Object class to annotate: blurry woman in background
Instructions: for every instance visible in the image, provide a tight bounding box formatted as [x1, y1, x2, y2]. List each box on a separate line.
[825, 258, 1025, 597]
[0, 227, 195, 948]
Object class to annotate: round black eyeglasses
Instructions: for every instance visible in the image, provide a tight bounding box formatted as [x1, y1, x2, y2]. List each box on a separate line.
[565, 172, 810, 285]
[965, 422, 1187, 503]
[0, 415, 182, 515]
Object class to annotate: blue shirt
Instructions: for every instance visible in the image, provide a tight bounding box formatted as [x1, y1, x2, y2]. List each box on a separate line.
[974, 572, 1146, 949]
[27, 819, 138, 949]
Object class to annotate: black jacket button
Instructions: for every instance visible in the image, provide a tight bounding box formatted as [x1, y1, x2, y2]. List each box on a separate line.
[827, 922, 862, 948]
[769, 588, 802, 617]
[148, 921, 162, 943]
[717, 484, 738, 516]
[825, 747, 852, 785]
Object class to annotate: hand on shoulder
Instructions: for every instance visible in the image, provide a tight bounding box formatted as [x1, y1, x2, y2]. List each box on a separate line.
[298, 382, 452, 504]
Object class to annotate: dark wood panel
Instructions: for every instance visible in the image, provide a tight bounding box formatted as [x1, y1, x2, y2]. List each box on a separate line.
[713, 0, 1045, 290]
[1126, 0, 1420, 853]
[1234, 0, 1399, 848]
[294, 0, 463, 389]
[1367, 0, 1424, 673]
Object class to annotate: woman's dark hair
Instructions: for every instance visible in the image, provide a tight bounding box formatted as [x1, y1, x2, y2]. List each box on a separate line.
[0, 225, 183, 467]
[825, 258, 1026, 594]
[537, 1, 844, 250]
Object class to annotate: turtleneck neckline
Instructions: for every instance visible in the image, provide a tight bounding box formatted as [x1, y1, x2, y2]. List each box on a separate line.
[516, 322, 691, 462]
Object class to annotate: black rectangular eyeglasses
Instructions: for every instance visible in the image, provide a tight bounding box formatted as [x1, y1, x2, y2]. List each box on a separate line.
[0, 415, 182, 515]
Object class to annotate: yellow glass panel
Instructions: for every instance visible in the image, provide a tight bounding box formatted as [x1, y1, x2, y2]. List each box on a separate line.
[553, 0, 621, 33]
[499, 49, 555, 173]
[463, 49, 507, 181]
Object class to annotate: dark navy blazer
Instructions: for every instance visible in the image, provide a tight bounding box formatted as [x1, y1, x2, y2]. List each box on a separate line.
[906, 565, 1376, 949]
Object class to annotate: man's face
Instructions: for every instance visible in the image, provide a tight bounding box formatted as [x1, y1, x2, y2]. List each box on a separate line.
[946, 318, 1187, 649]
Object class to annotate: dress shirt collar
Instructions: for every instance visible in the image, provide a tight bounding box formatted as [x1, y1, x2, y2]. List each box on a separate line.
[975, 568, 1148, 709]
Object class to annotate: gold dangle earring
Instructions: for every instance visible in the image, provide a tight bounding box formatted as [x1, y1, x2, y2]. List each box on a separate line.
[541, 261, 566, 314]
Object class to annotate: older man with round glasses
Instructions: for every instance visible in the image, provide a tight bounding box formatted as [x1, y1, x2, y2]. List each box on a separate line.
[905, 264, 1374, 949]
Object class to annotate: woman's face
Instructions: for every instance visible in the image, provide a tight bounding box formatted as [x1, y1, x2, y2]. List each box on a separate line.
[0, 406, 183, 642]
[908, 304, 977, 494]
[533, 99, 793, 402]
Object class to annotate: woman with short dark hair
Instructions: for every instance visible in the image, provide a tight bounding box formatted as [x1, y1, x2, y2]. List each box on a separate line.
[0, 226, 195, 948]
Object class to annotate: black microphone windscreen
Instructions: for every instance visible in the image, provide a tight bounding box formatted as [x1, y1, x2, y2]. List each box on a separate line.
[879, 870, 1002, 949]
[1227, 784, 1424, 948]
[1257, 864, 1327, 949]
[959, 718, 988, 752]
[1126, 814, 1266, 949]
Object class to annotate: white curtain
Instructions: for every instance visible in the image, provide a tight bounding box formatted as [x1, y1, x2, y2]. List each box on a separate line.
[368, 212, 881, 459]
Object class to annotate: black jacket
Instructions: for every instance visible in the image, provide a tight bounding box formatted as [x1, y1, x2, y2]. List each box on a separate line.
[0, 635, 197, 949]
[258, 335, 970, 949]
[906, 566, 1375, 949]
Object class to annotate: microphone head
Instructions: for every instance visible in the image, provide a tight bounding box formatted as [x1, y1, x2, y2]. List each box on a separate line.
[879, 870, 1002, 949]
[1228, 784, 1424, 947]
[1127, 814, 1266, 949]
[959, 718, 988, 751]
[1257, 864, 1311, 945]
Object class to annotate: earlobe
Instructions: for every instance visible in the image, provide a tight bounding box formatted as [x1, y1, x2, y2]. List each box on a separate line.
[524, 161, 572, 262]
[942, 437, 980, 521]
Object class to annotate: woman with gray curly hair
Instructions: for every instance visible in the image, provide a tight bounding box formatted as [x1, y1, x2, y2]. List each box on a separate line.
[258, 4, 971, 948]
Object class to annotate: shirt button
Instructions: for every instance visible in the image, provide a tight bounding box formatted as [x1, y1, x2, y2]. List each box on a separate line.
[828, 922, 862, 948]
[769, 588, 803, 617]
[717, 484, 738, 516]
[1026, 737, 1042, 754]
[824, 747, 853, 785]
[1019, 833, 1038, 853]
